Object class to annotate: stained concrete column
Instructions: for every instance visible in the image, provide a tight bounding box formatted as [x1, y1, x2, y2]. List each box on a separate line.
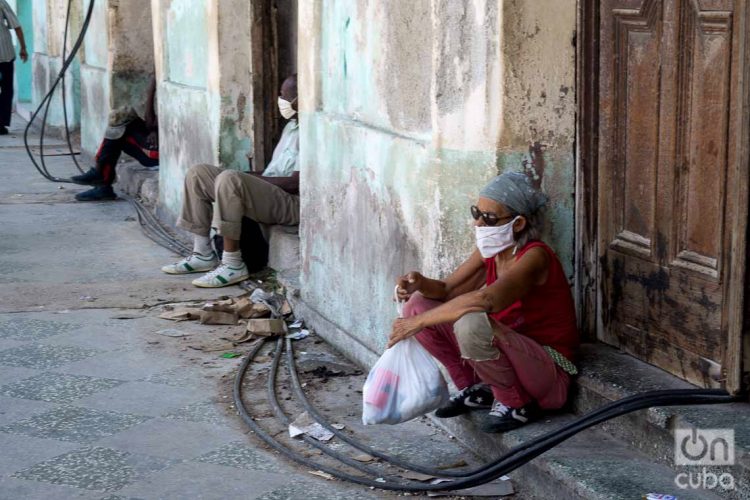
[151, 0, 254, 223]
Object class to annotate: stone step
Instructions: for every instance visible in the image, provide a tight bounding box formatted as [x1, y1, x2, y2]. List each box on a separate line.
[267, 225, 300, 292]
[574, 343, 749, 499]
[433, 410, 722, 500]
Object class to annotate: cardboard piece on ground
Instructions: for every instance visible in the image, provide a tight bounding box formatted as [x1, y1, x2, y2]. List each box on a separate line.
[401, 471, 438, 482]
[426, 478, 514, 497]
[352, 453, 376, 463]
[159, 308, 203, 321]
[246, 318, 286, 336]
[308, 470, 333, 480]
[235, 297, 272, 318]
[202, 298, 236, 313]
[199, 310, 238, 325]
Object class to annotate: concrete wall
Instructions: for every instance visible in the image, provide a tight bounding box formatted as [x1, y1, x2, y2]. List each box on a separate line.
[30, 0, 81, 130]
[298, 0, 577, 363]
[152, 0, 254, 222]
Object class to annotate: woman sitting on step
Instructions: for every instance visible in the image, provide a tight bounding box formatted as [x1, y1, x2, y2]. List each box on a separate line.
[388, 172, 579, 433]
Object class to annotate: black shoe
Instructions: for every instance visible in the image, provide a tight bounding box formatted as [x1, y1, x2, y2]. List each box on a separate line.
[479, 400, 540, 433]
[71, 168, 106, 186]
[75, 185, 117, 202]
[434, 384, 493, 418]
[0, 126, 8, 135]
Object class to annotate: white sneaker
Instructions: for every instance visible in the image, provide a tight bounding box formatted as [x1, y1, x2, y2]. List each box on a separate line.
[161, 252, 219, 275]
[192, 263, 249, 288]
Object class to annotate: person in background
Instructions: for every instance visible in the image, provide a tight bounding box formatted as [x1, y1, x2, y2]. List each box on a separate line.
[0, 0, 27, 135]
[160, 74, 300, 288]
[71, 76, 159, 201]
[389, 172, 579, 433]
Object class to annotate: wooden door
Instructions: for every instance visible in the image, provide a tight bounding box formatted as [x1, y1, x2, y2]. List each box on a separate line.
[596, 0, 749, 391]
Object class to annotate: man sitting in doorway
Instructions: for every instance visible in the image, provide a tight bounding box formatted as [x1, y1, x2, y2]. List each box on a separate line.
[161, 74, 299, 288]
[71, 76, 159, 201]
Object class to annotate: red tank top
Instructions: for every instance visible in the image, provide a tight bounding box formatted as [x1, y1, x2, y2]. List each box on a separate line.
[485, 241, 579, 361]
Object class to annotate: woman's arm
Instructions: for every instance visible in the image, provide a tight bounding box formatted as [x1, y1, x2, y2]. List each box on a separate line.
[388, 247, 549, 347]
[397, 249, 485, 301]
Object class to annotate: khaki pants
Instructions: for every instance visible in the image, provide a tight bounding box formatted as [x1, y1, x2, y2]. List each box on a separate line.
[177, 164, 300, 240]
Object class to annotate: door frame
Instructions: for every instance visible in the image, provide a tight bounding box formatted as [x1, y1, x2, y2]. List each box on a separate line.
[575, 0, 750, 394]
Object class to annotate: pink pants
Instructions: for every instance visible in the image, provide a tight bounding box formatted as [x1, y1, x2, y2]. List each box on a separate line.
[405, 293, 570, 409]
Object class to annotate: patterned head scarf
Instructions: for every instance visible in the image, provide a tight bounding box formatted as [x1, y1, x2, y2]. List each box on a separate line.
[479, 172, 549, 216]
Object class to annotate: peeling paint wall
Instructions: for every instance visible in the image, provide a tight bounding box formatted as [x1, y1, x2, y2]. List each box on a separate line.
[299, 0, 577, 361]
[30, 0, 81, 130]
[153, 0, 254, 222]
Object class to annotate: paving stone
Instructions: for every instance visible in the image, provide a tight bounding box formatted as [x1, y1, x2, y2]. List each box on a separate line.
[194, 441, 278, 472]
[0, 396, 59, 426]
[0, 344, 102, 370]
[141, 366, 213, 389]
[162, 400, 233, 425]
[0, 406, 150, 443]
[116, 462, 287, 500]
[75, 382, 205, 418]
[94, 419, 245, 460]
[0, 365, 37, 386]
[0, 432, 79, 476]
[0, 372, 125, 403]
[57, 351, 182, 381]
[0, 476, 102, 500]
[12, 446, 174, 492]
[0, 317, 79, 340]
[257, 481, 383, 500]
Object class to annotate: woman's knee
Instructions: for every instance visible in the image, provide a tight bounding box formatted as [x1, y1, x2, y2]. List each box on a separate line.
[454, 312, 501, 361]
[402, 292, 433, 317]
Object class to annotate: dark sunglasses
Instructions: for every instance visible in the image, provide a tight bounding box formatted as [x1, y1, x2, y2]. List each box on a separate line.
[470, 205, 516, 226]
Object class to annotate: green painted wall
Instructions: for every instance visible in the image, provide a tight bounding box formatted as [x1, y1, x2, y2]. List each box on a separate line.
[15, 0, 33, 103]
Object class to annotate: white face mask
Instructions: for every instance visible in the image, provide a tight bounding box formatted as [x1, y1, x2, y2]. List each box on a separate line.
[475, 216, 519, 258]
[278, 97, 297, 119]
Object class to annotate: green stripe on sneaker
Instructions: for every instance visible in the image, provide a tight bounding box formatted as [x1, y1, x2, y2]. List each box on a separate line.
[216, 275, 228, 284]
[183, 263, 195, 272]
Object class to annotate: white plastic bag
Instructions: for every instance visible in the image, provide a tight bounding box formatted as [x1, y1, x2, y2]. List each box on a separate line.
[362, 286, 449, 425]
[362, 337, 449, 425]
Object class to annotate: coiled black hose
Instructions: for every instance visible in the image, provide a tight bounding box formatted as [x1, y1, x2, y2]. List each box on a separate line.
[24, 0, 95, 183]
[235, 337, 741, 492]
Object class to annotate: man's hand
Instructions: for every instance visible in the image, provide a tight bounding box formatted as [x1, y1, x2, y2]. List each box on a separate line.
[145, 131, 158, 150]
[396, 271, 423, 302]
[387, 316, 423, 349]
[19, 48, 28, 63]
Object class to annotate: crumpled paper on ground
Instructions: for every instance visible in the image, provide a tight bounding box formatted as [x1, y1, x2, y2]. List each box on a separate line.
[289, 412, 334, 441]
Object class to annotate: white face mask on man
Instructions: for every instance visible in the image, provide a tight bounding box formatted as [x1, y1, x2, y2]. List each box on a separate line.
[278, 97, 297, 119]
[475, 216, 520, 258]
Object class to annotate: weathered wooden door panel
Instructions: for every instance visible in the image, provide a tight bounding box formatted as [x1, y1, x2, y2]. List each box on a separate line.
[597, 0, 748, 388]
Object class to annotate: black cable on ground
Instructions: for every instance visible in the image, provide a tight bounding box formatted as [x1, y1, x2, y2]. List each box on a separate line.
[266, 337, 411, 482]
[285, 336, 735, 480]
[125, 195, 191, 256]
[60, 0, 84, 173]
[24, 0, 95, 183]
[235, 336, 741, 492]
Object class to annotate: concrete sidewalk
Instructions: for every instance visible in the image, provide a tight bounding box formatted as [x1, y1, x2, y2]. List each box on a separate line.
[0, 118, 484, 499]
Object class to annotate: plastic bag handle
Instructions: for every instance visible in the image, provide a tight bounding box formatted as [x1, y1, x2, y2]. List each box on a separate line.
[394, 285, 404, 318]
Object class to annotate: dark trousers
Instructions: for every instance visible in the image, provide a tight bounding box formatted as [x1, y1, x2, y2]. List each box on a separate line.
[0, 59, 14, 127]
[95, 117, 159, 185]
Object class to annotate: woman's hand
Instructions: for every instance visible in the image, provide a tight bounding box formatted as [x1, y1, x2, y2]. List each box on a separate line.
[387, 316, 423, 348]
[396, 271, 423, 301]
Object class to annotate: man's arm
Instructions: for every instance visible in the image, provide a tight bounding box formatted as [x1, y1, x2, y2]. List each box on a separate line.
[248, 171, 299, 195]
[14, 27, 27, 62]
